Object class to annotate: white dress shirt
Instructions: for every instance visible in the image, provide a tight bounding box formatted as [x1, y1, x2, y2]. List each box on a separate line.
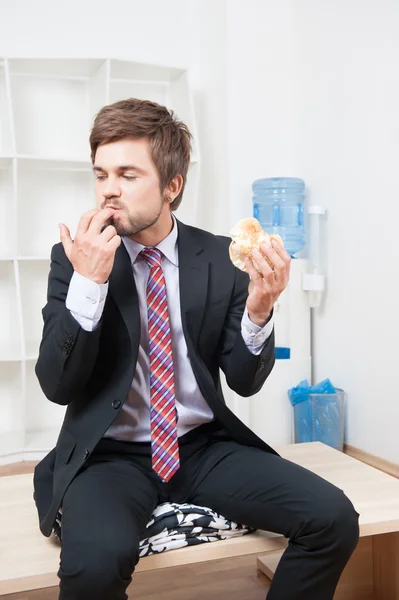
[66, 217, 274, 441]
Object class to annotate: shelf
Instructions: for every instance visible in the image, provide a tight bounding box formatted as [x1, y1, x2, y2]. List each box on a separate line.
[0, 348, 23, 362]
[24, 340, 41, 361]
[0, 262, 22, 359]
[0, 62, 13, 156]
[0, 156, 12, 169]
[0, 156, 12, 168]
[0, 157, 16, 257]
[19, 261, 50, 358]
[17, 160, 94, 256]
[109, 78, 169, 107]
[9, 58, 106, 79]
[25, 362, 66, 448]
[0, 155, 93, 166]
[0, 256, 50, 262]
[8, 58, 108, 160]
[108, 59, 199, 161]
[0, 56, 199, 462]
[110, 59, 184, 82]
[16, 155, 92, 168]
[0, 362, 24, 456]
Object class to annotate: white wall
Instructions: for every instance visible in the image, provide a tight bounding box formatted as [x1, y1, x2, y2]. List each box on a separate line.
[1, 0, 398, 463]
[225, 0, 296, 233]
[224, 0, 399, 463]
[0, 0, 194, 62]
[293, 0, 399, 463]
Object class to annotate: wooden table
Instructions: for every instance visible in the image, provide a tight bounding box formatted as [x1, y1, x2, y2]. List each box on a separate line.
[0, 474, 285, 596]
[1, 442, 398, 599]
[257, 442, 399, 600]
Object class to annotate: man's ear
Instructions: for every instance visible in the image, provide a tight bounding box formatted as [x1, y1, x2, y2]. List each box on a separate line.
[164, 174, 183, 202]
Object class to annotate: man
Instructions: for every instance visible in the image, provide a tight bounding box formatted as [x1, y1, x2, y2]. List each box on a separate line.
[34, 98, 359, 600]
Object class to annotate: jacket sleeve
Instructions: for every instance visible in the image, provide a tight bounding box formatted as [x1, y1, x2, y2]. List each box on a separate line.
[35, 243, 103, 406]
[218, 266, 275, 397]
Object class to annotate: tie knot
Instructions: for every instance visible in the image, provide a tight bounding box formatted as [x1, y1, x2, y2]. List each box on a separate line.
[140, 247, 162, 269]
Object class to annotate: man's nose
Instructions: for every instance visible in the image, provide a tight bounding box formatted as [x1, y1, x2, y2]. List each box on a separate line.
[103, 177, 121, 199]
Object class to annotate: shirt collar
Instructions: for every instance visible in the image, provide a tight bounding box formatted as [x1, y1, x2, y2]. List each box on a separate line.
[122, 214, 179, 267]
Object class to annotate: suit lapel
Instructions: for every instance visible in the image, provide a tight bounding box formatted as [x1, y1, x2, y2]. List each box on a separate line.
[108, 221, 209, 351]
[177, 219, 209, 348]
[108, 242, 140, 349]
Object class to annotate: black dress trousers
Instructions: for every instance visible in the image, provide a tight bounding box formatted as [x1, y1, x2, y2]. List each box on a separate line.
[58, 420, 359, 600]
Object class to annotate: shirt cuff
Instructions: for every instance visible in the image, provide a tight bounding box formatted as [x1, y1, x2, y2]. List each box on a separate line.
[241, 308, 274, 355]
[66, 271, 108, 332]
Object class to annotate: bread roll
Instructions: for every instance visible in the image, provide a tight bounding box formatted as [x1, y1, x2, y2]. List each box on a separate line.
[229, 217, 284, 272]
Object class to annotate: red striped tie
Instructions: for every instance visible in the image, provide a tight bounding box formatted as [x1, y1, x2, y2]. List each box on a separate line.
[140, 248, 180, 483]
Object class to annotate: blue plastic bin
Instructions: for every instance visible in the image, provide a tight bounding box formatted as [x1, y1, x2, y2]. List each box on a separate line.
[293, 389, 346, 451]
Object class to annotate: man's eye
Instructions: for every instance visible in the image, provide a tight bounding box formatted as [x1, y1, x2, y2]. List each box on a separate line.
[95, 175, 106, 181]
[123, 175, 137, 181]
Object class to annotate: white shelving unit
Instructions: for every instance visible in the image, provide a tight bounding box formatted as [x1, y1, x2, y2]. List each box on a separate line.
[0, 57, 200, 464]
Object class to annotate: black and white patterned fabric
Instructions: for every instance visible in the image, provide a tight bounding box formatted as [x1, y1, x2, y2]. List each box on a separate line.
[52, 502, 256, 556]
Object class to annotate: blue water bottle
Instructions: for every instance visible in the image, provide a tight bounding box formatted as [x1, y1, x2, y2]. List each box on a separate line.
[252, 177, 306, 256]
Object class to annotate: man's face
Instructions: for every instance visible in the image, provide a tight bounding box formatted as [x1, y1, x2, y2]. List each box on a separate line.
[93, 138, 166, 237]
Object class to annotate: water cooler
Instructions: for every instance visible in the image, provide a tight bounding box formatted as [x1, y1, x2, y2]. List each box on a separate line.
[224, 203, 326, 448]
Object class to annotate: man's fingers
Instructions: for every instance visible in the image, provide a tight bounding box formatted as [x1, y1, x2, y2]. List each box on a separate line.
[88, 207, 117, 235]
[271, 240, 292, 265]
[251, 248, 275, 281]
[100, 224, 118, 243]
[245, 256, 262, 283]
[59, 224, 73, 259]
[75, 208, 101, 237]
[107, 234, 122, 252]
[260, 243, 285, 272]
[261, 243, 288, 283]
[270, 241, 291, 285]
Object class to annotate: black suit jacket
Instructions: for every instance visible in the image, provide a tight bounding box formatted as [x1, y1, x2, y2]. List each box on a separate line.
[33, 219, 278, 537]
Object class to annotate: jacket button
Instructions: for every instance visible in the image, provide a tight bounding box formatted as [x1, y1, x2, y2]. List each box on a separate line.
[112, 399, 121, 409]
[83, 449, 90, 460]
[259, 360, 265, 371]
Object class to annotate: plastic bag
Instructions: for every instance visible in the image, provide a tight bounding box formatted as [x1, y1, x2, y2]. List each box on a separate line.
[288, 379, 345, 450]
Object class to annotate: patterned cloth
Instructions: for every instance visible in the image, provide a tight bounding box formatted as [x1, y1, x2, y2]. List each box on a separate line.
[52, 502, 256, 556]
[140, 248, 180, 483]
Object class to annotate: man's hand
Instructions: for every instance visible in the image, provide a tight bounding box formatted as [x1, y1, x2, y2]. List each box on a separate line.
[245, 240, 291, 327]
[59, 208, 121, 284]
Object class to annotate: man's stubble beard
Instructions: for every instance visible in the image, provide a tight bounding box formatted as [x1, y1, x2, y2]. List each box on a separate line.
[104, 200, 163, 238]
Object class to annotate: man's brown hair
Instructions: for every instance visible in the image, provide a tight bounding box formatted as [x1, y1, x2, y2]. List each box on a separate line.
[90, 98, 192, 211]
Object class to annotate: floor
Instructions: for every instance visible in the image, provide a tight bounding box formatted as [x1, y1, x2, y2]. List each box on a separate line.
[0, 461, 271, 600]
